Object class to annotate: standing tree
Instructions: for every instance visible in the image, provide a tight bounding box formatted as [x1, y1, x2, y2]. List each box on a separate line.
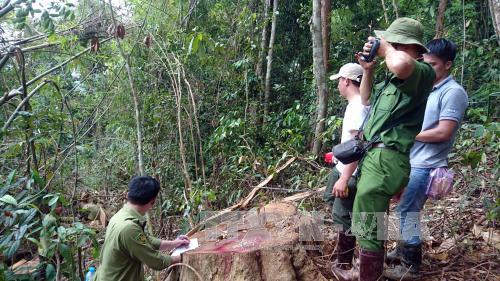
[108, 1, 145, 175]
[489, 0, 500, 46]
[435, 0, 449, 38]
[256, 0, 270, 95]
[321, 0, 331, 73]
[311, 0, 328, 157]
[392, 0, 400, 18]
[263, 0, 278, 117]
[381, 0, 389, 24]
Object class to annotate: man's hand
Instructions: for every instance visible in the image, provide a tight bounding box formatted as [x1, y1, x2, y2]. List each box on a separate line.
[159, 235, 190, 251]
[172, 235, 190, 248]
[332, 177, 349, 198]
[373, 37, 394, 58]
[356, 36, 380, 70]
[171, 255, 181, 264]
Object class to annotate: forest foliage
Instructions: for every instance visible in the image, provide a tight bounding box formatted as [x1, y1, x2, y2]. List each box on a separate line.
[0, 0, 498, 280]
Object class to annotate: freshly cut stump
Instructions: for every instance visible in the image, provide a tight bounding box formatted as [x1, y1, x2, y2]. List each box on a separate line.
[170, 202, 327, 281]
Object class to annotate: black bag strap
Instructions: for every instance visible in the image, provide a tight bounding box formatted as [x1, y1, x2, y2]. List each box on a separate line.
[356, 77, 415, 144]
[354, 78, 391, 140]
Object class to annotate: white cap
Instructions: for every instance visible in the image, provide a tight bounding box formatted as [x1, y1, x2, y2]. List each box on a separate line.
[329, 63, 363, 82]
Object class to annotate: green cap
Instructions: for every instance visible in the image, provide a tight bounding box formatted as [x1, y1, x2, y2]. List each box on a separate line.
[374, 17, 429, 54]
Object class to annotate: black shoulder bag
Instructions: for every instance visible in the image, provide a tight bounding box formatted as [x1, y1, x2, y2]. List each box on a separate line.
[332, 84, 407, 165]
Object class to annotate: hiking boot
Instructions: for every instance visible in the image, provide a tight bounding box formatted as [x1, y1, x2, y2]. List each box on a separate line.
[359, 248, 384, 281]
[386, 241, 402, 263]
[330, 232, 357, 281]
[384, 244, 422, 280]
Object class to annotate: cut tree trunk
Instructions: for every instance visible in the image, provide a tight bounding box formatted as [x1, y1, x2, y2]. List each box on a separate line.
[168, 202, 328, 281]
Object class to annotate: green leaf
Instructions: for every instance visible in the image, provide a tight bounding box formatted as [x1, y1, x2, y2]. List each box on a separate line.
[58, 243, 72, 261]
[45, 264, 56, 281]
[5, 240, 20, 259]
[27, 237, 41, 247]
[31, 170, 46, 187]
[20, 209, 36, 225]
[48, 196, 59, 207]
[14, 225, 28, 240]
[7, 169, 16, 184]
[0, 195, 18, 205]
[474, 125, 485, 138]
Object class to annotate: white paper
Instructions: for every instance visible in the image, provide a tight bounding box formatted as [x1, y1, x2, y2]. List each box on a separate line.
[171, 238, 199, 256]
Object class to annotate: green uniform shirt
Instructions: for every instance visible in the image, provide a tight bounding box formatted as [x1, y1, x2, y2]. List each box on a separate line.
[363, 60, 435, 154]
[94, 205, 171, 281]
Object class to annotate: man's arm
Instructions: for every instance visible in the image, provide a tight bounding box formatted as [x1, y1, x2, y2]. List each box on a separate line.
[332, 129, 360, 198]
[381, 42, 416, 80]
[359, 68, 374, 106]
[415, 120, 458, 143]
[417, 88, 468, 143]
[122, 225, 172, 270]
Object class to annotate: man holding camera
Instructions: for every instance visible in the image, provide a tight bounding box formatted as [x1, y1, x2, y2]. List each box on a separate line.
[345, 17, 435, 280]
[95, 176, 190, 281]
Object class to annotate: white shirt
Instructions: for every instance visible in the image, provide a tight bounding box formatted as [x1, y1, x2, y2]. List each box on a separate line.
[336, 95, 370, 174]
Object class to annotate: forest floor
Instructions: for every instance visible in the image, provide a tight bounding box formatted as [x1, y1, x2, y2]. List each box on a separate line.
[9, 161, 498, 281]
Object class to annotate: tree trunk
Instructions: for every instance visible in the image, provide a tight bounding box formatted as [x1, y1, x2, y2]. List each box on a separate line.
[392, 0, 399, 18]
[321, 0, 331, 73]
[311, 0, 328, 157]
[169, 202, 328, 281]
[256, 0, 270, 91]
[435, 0, 449, 39]
[108, 1, 144, 175]
[489, 0, 500, 46]
[381, 0, 389, 24]
[263, 0, 277, 117]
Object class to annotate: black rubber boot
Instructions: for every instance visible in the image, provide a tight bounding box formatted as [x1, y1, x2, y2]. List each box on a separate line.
[359, 248, 384, 281]
[384, 244, 422, 280]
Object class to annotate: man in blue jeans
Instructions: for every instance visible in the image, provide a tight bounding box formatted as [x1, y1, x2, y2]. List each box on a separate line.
[384, 38, 468, 280]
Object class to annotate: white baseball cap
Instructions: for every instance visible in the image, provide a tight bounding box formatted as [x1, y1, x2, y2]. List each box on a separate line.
[329, 63, 363, 82]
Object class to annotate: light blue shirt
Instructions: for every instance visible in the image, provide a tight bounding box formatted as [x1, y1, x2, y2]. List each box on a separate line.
[410, 75, 468, 168]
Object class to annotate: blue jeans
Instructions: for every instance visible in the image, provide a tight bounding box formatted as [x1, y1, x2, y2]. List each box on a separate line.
[396, 167, 431, 246]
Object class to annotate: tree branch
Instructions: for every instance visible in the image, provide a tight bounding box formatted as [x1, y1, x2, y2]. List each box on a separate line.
[0, 37, 112, 106]
[0, 0, 20, 19]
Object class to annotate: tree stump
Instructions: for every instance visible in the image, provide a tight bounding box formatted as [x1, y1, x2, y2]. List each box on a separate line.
[169, 202, 328, 281]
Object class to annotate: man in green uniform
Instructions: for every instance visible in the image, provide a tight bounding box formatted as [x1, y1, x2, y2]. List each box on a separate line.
[337, 18, 435, 280]
[94, 176, 190, 281]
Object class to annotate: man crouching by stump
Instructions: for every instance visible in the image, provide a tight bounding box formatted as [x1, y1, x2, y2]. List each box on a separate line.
[94, 176, 189, 281]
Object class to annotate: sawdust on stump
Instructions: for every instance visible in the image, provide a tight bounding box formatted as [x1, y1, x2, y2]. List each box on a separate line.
[167, 202, 328, 281]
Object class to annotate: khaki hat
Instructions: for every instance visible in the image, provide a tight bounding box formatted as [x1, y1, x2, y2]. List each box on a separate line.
[330, 63, 363, 82]
[374, 17, 429, 53]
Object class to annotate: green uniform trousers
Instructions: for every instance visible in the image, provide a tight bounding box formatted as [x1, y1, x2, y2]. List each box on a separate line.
[323, 168, 357, 232]
[351, 148, 410, 251]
